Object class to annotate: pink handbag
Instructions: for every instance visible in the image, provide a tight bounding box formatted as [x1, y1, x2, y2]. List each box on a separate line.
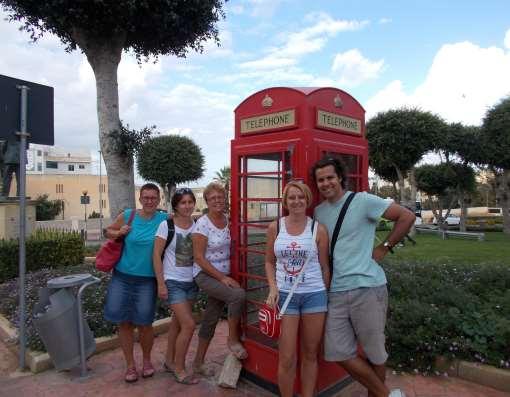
[95, 210, 135, 272]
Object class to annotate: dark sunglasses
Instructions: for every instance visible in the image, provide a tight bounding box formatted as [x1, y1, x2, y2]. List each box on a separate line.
[175, 187, 193, 194]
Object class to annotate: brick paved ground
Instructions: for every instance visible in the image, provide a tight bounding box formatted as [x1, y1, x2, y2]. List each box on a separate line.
[0, 320, 508, 397]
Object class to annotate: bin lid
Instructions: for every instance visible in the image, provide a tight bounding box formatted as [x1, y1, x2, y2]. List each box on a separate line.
[47, 273, 94, 288]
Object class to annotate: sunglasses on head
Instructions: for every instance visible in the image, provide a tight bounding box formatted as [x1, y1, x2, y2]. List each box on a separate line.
[175, 187, 193, 195]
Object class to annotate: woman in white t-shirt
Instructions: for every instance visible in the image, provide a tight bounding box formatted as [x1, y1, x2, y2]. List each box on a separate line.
[153, 188, 198, 385]
[265, 181, 330, 397]
[191, 182, 247, 377]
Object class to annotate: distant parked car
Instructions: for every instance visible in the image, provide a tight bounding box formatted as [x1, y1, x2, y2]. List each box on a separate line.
[433, 214, 461, 226]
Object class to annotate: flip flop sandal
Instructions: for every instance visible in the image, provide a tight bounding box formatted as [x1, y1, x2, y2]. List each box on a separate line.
[174, 371, 199, 385]
[163, 362, 174, 374]
[192, 363, 216, 377]
[228, 342, 248, 360]
[125, 367, 138, 383]
[142, 361, 155, 378]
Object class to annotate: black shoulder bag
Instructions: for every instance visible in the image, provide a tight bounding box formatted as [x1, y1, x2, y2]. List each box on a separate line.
[329, 192, 357, 275]
[161, 218, 175, 261]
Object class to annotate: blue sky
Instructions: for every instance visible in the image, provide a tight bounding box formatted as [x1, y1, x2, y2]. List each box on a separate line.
[1, 0, 509, 184]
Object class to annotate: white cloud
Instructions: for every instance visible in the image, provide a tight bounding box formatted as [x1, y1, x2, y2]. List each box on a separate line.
[201, 29, 234, 57]
[239, 57, 296, 70]
[238, 14, 369, 71]
[229, 4, 245, 15]
[332, 49, 384, 87]
[504, 28, 510, 49]
[378, 18, 392, 24]
[247, 0, 283, 18]
[366, 40, 510, 125]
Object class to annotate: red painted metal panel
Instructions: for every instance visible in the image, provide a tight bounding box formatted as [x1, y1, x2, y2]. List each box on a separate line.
[231, 87, 368, 394]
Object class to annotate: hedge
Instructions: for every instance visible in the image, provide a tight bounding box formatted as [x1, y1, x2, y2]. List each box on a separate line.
[384, 261, 510, 372]
[0, 264, 205, 352]
[0, 258, 508, 372]
[0, 229, 84, 283]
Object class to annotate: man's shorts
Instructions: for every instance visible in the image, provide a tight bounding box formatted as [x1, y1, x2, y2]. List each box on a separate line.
[324, 285, 388, 365]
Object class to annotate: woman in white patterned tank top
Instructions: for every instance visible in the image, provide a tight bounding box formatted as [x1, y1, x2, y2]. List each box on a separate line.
[265, 181, 330, 397]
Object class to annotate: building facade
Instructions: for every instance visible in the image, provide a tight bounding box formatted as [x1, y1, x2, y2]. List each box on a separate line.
[26, 144, 92, 175]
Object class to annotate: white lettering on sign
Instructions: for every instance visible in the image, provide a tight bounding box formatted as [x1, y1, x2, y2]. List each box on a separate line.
[316, 110, 361, 135]
[241, 109, 295, 134]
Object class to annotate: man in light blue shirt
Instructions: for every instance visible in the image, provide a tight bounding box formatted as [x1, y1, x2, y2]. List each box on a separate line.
[313, 157, 415, 397]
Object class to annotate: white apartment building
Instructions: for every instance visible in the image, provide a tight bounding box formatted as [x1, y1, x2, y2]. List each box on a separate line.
[26, 144, 92, 175]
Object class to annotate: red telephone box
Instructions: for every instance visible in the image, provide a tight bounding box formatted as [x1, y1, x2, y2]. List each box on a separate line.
[230, 87, 369, 395]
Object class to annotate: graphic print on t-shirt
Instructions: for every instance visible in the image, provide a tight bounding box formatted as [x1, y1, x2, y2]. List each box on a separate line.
[175, 233, 193, 267]
[279, 240, 308, 284]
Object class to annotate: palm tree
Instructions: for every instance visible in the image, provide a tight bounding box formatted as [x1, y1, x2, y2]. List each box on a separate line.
[214, 166, 231, 213]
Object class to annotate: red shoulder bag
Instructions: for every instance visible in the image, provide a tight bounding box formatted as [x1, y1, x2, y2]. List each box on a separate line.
[95, 209, 136, 272]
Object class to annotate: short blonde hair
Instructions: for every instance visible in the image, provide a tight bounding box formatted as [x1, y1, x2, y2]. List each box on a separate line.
[203, 182, 226, 203]
[282, 181, 313, 209]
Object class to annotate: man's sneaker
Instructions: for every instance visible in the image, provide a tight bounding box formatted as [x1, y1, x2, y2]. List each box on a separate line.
[389, 390, 406, 397]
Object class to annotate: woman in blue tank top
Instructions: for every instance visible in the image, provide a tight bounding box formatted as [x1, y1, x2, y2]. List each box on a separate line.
[104, 183, 167, 383]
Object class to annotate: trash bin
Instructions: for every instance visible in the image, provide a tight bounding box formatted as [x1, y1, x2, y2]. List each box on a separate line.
[33, 273, 99, 372]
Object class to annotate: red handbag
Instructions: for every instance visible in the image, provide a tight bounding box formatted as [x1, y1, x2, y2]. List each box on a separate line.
[258, 303, 281, 339]
[95, 210, 136, 272]
[259, 219, 318, 339]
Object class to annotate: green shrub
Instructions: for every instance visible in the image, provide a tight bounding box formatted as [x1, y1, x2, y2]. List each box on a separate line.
[377, 219, 394, 231]
[0, 229, 84, 283]
[384, 261, 510, 372]
[83, 244, 101, 257]
[0, 264, 169, 352]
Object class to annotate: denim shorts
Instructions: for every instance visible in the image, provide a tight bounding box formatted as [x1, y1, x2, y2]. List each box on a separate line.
[278, 289, 328, 315]
[165, 279, 199, 305]
[104, 270, 157, 326]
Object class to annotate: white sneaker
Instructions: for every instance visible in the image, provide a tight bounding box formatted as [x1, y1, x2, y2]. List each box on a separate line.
[389, 390, 406, 397]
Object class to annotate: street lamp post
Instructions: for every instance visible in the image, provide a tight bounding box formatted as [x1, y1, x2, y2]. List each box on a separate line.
[98, 150, 103, 238]
[81, 190, 90, 240]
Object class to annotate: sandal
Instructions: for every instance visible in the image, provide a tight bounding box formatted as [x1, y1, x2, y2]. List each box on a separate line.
[163, 362, 174, 374]
[142, 361, 155, 378]
[125, 367, 138, 383]
[174, 370, 199, 385]
[192, 363, 216, 377]
[227, 341, 248, 360]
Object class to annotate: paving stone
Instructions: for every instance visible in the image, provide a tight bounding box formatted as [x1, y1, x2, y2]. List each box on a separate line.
[0, 320, 509, 397]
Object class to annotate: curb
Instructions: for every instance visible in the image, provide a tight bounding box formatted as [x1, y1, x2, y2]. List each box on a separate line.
[0, 314, 171, 374]
[435, 356, 510, 393]
[84, 256, 96, 265]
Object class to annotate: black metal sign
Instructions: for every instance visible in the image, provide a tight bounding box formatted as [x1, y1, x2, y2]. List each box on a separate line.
[0, 74, 54, 144]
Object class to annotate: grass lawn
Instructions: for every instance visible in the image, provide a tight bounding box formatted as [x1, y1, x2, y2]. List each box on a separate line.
[376, 231, 510, 265]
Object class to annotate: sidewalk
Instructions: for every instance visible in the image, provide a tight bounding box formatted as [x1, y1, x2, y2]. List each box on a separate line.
[0, 320, 508, 397]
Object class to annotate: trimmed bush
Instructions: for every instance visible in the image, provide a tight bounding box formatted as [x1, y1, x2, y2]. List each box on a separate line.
[384, 261, 510, 372]
[0, 229, 84, 283]
[0, 264, 169, 352]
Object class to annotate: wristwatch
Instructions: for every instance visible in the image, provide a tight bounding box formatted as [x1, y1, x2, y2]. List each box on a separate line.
[383, 241, 394, 254]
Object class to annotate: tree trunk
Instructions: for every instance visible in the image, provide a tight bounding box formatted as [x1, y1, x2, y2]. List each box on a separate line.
[495, 169, 510, 234]
[407, 168, 417, 235]
[73, 30, 134, 219]
[459, 192, 467, 232]
[395, 167, 406, 205]
[164, 183, 176, 215]
[408, 168, 417, 211]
